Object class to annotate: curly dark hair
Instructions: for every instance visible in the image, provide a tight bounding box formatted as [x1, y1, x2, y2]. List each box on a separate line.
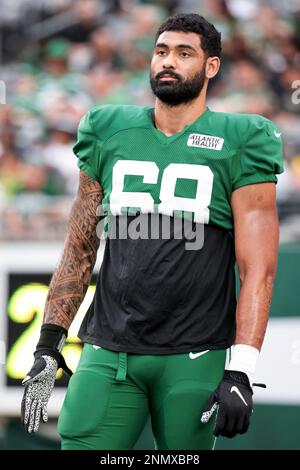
[155, 13, 222, 58]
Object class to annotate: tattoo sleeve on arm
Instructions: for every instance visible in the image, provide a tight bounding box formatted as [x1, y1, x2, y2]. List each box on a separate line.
[43, 170, 103, 329]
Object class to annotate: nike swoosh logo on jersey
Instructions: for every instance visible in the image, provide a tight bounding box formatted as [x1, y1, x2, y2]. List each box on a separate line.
[274, 130, 282, 138]
[230, 386, 248, 406]
[189, 350, 209, 359]
[93, 345, 102, 350]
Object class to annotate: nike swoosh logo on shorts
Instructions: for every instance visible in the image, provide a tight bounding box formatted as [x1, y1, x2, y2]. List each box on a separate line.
[274, 130, 282, 138]
[189, 350, 209, 360]
[230, 386, 248, 406]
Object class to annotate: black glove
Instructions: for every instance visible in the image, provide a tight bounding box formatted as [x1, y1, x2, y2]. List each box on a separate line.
[201, 370, 256, 438]
[21, 324, 72, 433]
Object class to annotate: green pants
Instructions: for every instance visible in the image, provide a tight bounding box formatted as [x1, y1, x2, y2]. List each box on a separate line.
[58, 344, 227, 450]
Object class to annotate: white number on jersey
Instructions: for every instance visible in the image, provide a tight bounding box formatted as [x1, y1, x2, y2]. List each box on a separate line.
[110, 160, 214, 223]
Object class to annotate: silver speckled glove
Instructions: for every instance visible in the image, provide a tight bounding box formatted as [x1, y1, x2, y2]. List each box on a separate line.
[21, 355, 58, 433]
[21, 324, 72, 433]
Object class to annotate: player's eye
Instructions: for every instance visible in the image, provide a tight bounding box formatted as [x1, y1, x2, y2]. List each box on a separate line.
[180, 51, 190, 58]
[157, 50, 167, 56]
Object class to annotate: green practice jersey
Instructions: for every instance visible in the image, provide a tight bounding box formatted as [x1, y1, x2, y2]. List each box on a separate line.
[72, 104, 284, 354]
[74, 105, 284, 231]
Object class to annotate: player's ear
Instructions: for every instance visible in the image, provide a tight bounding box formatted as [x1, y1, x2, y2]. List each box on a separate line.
[206, 56, 220, 79]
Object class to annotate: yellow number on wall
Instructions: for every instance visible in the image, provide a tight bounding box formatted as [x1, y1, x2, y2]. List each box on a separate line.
[6, 283, 96, 380]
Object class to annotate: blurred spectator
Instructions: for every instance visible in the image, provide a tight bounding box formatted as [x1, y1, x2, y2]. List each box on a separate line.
[60, 0, 105, 43]
[42, 122, 78, 195]
[90, 27, 122, 69]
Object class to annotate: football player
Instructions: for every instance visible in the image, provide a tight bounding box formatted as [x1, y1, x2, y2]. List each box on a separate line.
[21, 13, 283, 449]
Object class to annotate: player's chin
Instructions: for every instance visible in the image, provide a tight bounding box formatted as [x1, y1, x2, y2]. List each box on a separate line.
[155, 84, 181, 97]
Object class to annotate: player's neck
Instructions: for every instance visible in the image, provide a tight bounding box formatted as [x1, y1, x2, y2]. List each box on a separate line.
[153, 95, 207, 136]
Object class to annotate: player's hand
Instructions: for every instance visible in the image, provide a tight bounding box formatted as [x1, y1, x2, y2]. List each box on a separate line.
[21, 323, 73, 433]
[21, 354, 59, 433]
[200, 370, 253, 438]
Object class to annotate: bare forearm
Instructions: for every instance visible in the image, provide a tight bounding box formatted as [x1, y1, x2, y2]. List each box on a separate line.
[235, 273, 275, 350]
[44, 171, 102, 329]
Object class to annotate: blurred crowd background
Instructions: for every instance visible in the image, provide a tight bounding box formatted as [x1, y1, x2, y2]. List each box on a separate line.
[0, 0, 300, 242]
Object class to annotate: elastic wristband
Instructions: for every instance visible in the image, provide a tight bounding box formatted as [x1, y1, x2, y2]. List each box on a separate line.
[226, 344, 259, 384]
[36, 323, 68, 353]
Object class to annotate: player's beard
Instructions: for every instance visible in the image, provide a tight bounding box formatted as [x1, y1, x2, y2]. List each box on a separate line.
[150, 65, 206, 106]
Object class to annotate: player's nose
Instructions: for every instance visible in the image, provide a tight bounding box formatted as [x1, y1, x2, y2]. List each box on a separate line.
[161, 52, 177, 69]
